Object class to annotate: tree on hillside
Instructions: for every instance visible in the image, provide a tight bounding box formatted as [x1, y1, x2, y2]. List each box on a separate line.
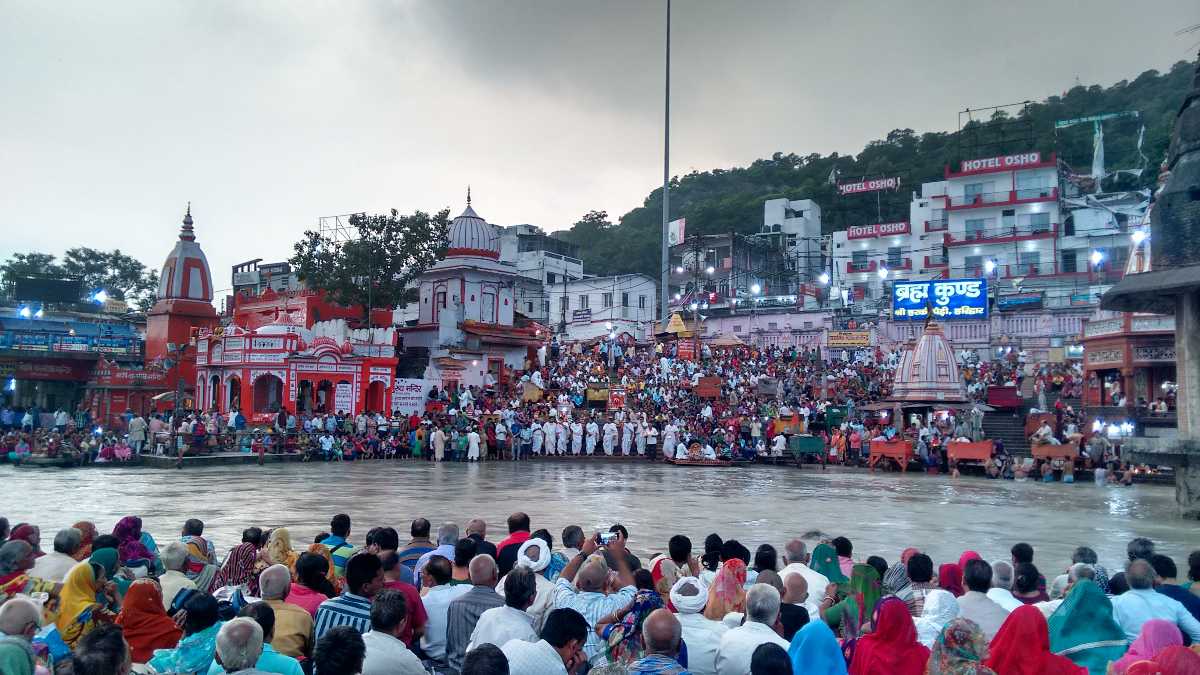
[562, 61, 1195, 278]
[289, 208, 450, 320]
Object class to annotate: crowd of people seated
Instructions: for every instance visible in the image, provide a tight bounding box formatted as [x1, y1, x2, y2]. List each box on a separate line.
[2, 510, 1199, 674]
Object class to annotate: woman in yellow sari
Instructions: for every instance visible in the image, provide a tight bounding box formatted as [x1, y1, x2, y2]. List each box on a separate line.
[263, 528, 298, 571]
[55, 559, 117, 647]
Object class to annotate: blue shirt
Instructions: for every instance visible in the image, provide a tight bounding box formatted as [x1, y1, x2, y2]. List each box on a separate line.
[207, 643, 303, 675]
[318, 535, 356, 578]
[314, 592, 373, 641]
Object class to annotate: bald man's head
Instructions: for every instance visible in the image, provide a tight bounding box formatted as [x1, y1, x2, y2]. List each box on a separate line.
[641, 609, 681, 656]
[468, 554, 498, 586]
[782, 573, 809, 604]
[0, 597, 41, 638]
[577, 561, 607, 593]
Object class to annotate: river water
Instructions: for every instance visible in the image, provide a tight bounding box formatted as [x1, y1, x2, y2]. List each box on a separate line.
[2, 461, 1196, 570]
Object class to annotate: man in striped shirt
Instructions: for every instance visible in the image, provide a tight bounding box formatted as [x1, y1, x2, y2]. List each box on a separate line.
[315, 552, 384, 640]
[318, 513, 356, 579]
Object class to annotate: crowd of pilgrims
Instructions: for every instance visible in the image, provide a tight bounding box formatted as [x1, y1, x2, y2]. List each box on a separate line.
[2, 509, 1200, 675]
[3, 341, 1053, 466]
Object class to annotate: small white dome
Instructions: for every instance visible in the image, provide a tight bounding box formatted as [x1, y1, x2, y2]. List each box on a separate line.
[446, 203, 499, 259]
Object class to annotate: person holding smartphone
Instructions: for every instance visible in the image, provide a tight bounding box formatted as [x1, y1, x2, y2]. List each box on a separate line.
[551, 531, 637, 668]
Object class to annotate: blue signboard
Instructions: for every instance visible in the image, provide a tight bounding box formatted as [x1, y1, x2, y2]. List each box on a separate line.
[892, 278, 988, 320]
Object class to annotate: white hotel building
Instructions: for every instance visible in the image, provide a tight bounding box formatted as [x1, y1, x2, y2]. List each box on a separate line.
[829, 151, 1131, 311]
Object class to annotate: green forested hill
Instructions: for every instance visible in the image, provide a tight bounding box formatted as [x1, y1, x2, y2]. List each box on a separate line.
[554, 60, 1195, 279]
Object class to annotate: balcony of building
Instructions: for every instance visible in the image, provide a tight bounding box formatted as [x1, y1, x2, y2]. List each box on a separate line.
[946, 187, 1059, 211]
[846, 260, 877, 273]
[924, 217, 948, 232]
[945, 224, 1058, 247]
[923, 255, 949, 268]
[956, 261, 1126, 284]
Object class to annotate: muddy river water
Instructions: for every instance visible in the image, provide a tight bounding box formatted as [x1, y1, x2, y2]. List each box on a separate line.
[2, 461, 1196, 569]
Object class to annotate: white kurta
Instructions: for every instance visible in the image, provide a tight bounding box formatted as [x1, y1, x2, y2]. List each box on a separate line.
[602, 423, 618, 455]
[531, 428, 544, 455]
[621, 423, 635, 455]
[586, 423, 599, 454]
[543, 422, 557, 454]
[556, 424, 567, 455]
[570, 423, 583, 454]
[467, 431, 481, 460]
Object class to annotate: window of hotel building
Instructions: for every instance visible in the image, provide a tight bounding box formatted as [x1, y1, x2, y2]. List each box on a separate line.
[526, 302, 533, 313]
[559, 296, 568, 313]
[602, 292, 613, 308]
[887, 246, 903, 267]
[1061, 249, 1077, 274]
[733, 325, 742, 333]
[851, 250, 868, 267]
[1001, 209, 1016, 229]
[638, 295, 645, 309]
[1021, 211, 1052, 233]
[547, 272, 556, 285]
[1110, 246, 1130, 270]
[621, 292, 629, 307]
[965, 218, 989, 241]
[579, 294, 589, 309]
[1015, 171, 1051, 198]
[768, 322, 778, 330]
[1017, 251, 1040, 275]
[965, 255, 984, 276]
[964, 181, 994, 203]
[542, 300, 549, 315]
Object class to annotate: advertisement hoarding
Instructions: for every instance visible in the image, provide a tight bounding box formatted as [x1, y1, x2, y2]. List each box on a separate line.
[893, 278, 988, 321]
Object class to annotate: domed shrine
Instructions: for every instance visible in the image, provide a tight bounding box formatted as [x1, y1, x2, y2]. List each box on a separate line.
[890, 321, 968, 403]
[399, 193, 543, 392]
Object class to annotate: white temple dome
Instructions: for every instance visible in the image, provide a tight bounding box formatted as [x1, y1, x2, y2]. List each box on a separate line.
[446, 196, 499, 260]
[156, 204, 214, 302]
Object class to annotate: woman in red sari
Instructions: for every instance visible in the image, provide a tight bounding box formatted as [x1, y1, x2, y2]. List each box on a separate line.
[848, 596, 929, 675]
[983, 605, 1085, 675]
[115, 579, 182, 663]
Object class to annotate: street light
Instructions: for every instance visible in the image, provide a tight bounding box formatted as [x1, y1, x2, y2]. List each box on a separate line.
[673, 293, 681, 300]
[92, 290, 109, 304]
[1131, 230, 1147, 245]
[675, 266, 684, 274]
[605, 321, 613, 330]
[689, 302, 699, 311]
[33, 308, 43, 319]
[877, 265, 889, 279]
[1090, 250, 1105, 266]
[17, 306, 31, 318]
[705, 266, 715, 275]
[750, 283, 761, 295]
[818, 272, 830, 285]
[984, 259, 996, 274]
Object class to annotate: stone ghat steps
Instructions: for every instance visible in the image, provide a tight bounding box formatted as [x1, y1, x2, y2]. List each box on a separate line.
[982, 413, 1031, 457]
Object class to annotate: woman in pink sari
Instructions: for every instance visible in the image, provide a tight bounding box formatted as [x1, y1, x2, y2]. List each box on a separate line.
[1110, 619, 1182, 674]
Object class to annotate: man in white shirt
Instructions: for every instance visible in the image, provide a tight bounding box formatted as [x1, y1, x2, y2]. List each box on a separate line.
[986, 560, 1024, 612]
[157, 541, 197, 611]
[418, 556, 470, 664]
[957, 560, 1010, 641]
[501, 607, 589, 675]
[360, 589, 426, 675]
[670, 577, 727, 675]
[31, 528, 82, 582]
[1111, 559, 1200, 642]
[468, 566, 537, 652]
[715, 584, 790, 675]
[779, 540, 828, 616]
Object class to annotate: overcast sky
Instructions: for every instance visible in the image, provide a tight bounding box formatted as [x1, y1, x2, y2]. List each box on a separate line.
[2, 0, 1196, 295]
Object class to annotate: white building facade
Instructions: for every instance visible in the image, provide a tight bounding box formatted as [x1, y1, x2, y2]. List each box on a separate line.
[546, 273, 658, 342]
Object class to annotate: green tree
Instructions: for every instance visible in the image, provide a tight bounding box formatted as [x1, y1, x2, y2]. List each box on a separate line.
[289, 208, 450, 319]
[61, 247, 158, 310]
[0, 252, 64, 295]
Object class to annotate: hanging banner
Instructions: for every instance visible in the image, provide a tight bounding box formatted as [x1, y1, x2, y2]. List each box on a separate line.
[893, 278, 988, 320]
[667, 218, 687, 246]
[827, 330, 872, 348]
[837, 176, 901, 196]
[334, 382, 354, 414]
[391, 378, 432, 414]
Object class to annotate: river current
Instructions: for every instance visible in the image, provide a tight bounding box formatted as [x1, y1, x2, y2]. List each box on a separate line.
[2, 461, 1196, 570]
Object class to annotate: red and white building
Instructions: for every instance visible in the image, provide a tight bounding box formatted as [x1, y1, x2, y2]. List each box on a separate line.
[400, 199, 543, 392]
[194, 314, 398, 423]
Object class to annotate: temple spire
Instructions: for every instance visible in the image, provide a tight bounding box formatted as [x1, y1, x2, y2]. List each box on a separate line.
[467, 185, 472, 206]
[180, 202, 195, 241]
